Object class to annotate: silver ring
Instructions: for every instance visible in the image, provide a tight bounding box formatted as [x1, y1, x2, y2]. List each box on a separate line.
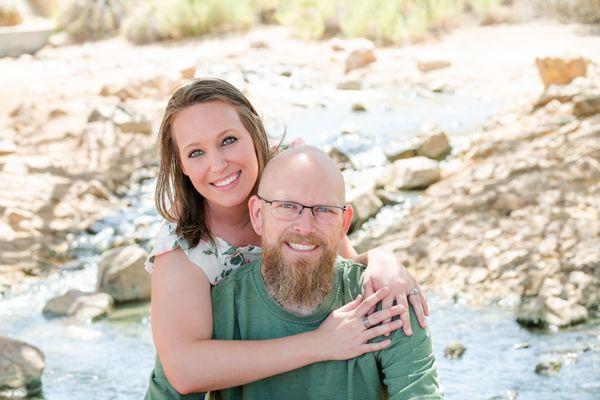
[408, 287, 420, 296]
[362, 316, 370, 329]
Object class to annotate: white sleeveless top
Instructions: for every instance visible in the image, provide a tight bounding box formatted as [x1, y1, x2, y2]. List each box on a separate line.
[145, 222, 263, 285]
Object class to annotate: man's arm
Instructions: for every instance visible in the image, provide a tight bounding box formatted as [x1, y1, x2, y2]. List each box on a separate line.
[379, 306, 444, 399]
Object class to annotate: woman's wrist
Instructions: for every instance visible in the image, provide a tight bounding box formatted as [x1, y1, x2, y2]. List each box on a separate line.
[302, 330, 327, 363]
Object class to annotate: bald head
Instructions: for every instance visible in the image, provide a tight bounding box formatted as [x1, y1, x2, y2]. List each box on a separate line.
[259, 145, 346, 204]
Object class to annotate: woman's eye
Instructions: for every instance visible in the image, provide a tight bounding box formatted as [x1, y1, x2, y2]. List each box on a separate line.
[188, 149, 204, 158]
[222, 136, 237, 145]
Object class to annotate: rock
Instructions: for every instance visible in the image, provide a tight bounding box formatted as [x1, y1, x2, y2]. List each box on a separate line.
[417, 130, 451, 160]
[48, 31, 73, 47]
[487, 390, 518, 400]
[351, 103, 366, 112]
[467, 267, 488, 284]
[491, 192, 526, 214]
[488, 250, 530, 272]
[388, 157, 440, 190]
[112, 107, 152, 134]
[0, 3, 22, 26]
[0, 140, 16, 155]
[347, 188, 383, 233]
[345, 48, 376, 73]
[180, 66, 196, 80]
[97, 245, 151, 303]
[573, 94, 600, 117]
[327, 147, 354, 171]
[250, 40, 269, 49]
[43, 289, 114, 321]
[376, 190, 404, 206]
[444, 341, 466, 359]
[336, 79, 362, 90]
[329, 38, 345, 51]
[384, 141, 419, 162]
[416, 59, 451, 73]
[535, 57, 588, 89]
[0, 336, 44, 397]
[534, 85, 580, 108]
[534, 360, 561, 376]
[516, 296, 588, 328]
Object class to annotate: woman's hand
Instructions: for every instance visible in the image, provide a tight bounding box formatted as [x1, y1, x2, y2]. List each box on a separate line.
[362, 249, 429, 336]
[312, 287, 405, 361]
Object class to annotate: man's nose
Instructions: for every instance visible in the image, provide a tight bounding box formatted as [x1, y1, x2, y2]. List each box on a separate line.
[293, 208, 317, 234]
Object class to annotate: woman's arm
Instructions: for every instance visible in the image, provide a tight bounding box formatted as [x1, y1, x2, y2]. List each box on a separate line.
[151, 248, 404, 394]
[339, 235, 430, 336]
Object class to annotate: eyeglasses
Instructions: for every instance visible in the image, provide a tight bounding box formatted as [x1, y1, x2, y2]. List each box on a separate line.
[257, 195, 347, 225]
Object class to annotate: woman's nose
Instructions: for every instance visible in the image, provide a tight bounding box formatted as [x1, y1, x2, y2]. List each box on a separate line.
[209, 152, 228, 173]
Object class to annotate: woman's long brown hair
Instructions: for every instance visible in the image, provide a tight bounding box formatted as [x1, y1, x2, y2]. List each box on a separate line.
[155, 78, 271, 248]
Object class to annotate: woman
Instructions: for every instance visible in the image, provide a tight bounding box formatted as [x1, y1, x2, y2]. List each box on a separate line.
[145, 78, 429, 398]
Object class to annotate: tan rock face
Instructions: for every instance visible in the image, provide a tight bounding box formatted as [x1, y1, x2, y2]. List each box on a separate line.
[535, 57, 588, 88]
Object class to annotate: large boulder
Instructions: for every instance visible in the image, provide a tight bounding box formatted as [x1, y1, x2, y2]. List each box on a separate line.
[97, 245, 151, 303]
[43, 289, 114, 321]
[388, 157, 440, 190]
[0, 337, 44, 398]
[347, 188, 383, 233]
[417, 130, 451, 160]
[535, 56, 588, 88]
[516, 296, 588, 328]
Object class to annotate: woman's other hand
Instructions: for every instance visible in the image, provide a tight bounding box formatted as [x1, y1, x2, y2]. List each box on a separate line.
[362, 249, 429, 336]
[312, 287, 404, 361]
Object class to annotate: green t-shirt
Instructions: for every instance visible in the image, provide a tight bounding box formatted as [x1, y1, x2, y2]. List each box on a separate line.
[145, 259, 443, 400]
[209, 259, 443, 400]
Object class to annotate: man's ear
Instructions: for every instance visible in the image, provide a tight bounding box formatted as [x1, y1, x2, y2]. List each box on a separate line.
[248, 195, 262, 235]
[341, 204, 353, 235]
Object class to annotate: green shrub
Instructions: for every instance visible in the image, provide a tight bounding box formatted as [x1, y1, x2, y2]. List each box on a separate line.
[57, 0, 127, 41]
[273, 0, 502, 44]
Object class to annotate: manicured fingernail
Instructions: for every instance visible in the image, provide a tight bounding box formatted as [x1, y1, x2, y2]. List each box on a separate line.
[384, 332, 390, 337]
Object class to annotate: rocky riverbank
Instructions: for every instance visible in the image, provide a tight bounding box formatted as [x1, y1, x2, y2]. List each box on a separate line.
[1, 21, 599, 321]
[353, 66, 600, 328]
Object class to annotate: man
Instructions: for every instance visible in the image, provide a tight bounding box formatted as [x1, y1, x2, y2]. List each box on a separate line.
[209, 145, 443, 399]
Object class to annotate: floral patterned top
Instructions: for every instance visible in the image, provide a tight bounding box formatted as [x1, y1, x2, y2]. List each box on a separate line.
[145, 222, 263, 285]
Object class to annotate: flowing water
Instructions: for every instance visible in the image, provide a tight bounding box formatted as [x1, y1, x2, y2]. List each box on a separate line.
[1, 90, 599, 399]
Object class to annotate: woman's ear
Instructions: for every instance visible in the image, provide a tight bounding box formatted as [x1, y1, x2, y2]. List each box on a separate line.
[341, 204, 353, 235]
[248, 195, 262, 235]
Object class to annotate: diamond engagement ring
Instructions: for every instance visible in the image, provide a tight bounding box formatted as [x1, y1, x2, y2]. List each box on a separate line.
[408, 287, 420, 296]
[362, 316, 370, 329]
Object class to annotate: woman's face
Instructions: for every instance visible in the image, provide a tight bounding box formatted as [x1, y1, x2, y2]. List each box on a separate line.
[173, 101, 259, 212]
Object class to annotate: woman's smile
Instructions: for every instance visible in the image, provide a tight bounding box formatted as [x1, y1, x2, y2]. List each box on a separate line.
[211, 171, 241, 189]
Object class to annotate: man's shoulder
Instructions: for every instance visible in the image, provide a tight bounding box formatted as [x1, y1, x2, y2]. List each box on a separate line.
[335, 257, 365, 283]
[333, 257, 366, 303]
